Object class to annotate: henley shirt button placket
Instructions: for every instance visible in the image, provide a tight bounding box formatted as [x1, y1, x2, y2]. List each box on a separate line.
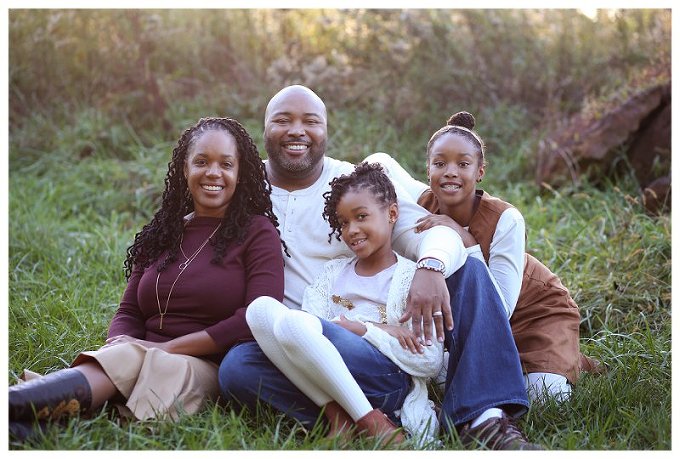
[287, 196, 296, 232]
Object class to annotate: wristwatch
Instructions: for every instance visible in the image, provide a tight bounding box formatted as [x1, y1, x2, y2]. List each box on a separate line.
[416, 258, 446, 274]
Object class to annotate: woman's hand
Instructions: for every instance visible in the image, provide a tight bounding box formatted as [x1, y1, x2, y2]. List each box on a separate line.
[103, 334, 138, 348]
[374, 323, 424, 354]
[102, 331, 220, 356]
[103, 335, 169, 352]
[103, 334, 169, 352]
[334, 315, 368, 336]
[416, 214, 478, 247]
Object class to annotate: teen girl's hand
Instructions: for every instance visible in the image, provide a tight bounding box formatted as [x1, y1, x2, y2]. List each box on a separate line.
[416, 214, 478, 248]
[374, 323, 424, 354]
[334, 315, 368, 336]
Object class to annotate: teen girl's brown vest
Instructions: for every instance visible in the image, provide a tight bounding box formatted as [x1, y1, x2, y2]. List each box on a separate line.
[419, 189, 581, 384]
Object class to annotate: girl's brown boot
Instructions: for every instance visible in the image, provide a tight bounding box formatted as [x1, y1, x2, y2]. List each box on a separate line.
[355, 408, 405, 447]
[323, 401, 354, 444]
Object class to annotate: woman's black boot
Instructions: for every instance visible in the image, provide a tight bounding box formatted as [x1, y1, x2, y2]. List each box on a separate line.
[8, 420, 48, 443]
[8, 368, 92, 422]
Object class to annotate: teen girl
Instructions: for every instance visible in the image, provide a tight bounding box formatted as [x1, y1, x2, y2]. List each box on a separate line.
[246, 162, 443, 447]
[367, 112, 602, 402]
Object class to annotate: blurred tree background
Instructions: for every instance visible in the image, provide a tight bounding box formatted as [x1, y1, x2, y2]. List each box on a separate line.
[7, 9, 672, 450]
[8, 8, 671, 329]
[9, 9, 671, 176]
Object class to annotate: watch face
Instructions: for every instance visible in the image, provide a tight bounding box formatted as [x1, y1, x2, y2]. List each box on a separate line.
[419, 259, 444, 272]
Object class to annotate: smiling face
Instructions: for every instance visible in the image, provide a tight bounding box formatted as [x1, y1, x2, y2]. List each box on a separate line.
[427, 133, 485, 220]
[263, 86, 327, 188]
[184, 129, 240, 218]
[335, 188, 398, 272]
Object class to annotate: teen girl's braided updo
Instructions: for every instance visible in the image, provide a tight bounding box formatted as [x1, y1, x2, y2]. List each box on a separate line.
[427, 111, 486, 166]
[123, 117, 284, 279]
[322, 161, 397, 242]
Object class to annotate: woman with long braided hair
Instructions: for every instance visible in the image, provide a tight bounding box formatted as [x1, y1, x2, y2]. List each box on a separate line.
[9, 117, 285, 440]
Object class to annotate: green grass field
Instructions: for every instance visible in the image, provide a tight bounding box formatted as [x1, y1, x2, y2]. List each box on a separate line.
[7, 105, 671, 450]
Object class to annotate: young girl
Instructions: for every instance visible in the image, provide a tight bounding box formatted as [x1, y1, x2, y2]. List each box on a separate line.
[367, 112, 603, 403]
[246, 162, 443, 447]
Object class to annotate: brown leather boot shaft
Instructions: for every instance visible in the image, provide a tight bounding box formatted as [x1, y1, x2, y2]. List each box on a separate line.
[355, 408, 405, 447]
[323, 401, 354, 441]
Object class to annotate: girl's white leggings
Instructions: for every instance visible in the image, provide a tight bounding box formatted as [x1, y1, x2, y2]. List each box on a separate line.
[245, 296, 374, 421]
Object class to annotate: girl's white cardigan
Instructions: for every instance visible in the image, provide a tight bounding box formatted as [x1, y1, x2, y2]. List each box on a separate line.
[302, 254, 443, 444]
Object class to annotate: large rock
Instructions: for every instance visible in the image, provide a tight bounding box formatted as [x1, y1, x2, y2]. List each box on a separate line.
[536, 82, 671, 213]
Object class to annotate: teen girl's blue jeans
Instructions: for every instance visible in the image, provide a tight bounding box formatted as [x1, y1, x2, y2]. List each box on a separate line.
[218, 257, 529, 431]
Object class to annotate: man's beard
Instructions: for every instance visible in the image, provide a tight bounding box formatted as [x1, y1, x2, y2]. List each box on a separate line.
[265, 138, 327, 177]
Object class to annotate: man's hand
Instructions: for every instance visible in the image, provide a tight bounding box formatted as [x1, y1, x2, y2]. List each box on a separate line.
[400, 268, 452, 344]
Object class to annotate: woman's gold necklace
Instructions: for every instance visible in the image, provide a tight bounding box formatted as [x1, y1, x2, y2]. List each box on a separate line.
[155, 224, 220, 330]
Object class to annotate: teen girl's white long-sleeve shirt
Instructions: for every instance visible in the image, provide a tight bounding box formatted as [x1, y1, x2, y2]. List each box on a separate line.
[269, 156, 466, 310]
[465, 208, 525, 317]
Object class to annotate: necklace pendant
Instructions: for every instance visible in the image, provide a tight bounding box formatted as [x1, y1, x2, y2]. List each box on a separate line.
[159, 315, 163, 330]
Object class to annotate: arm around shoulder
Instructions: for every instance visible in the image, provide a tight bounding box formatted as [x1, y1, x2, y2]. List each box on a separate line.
[388, 180, 467, 276]
[364, 152, 429, 202]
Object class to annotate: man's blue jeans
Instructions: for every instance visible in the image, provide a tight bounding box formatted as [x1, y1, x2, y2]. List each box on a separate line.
[218, 257, 528, 430]
[440, 257, 528, 431]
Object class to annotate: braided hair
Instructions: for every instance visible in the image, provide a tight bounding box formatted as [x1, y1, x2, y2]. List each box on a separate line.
[427, 111, 486, 166]
[123, 117, 284, 279]
[322, 161, 397, 242]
